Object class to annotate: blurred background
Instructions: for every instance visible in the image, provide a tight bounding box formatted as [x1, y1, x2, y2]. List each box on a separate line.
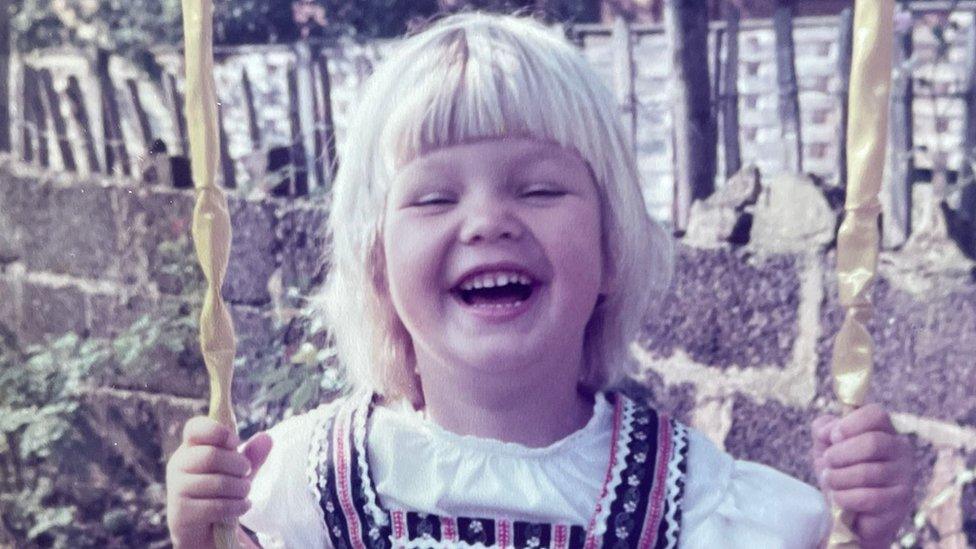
[0, 0, 974, 547]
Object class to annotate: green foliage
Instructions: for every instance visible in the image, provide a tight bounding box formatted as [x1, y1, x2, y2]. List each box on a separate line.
[11, 0, 182, 54]
[237, 295, 344, 431]
[0, 234, 203, 547]
[0, 288, 202, 546]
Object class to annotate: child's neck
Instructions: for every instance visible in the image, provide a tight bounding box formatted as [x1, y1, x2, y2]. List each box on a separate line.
[416, 360, 594, 448]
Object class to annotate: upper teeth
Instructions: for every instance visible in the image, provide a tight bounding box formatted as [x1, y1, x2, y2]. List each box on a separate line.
[459, 271, 532, 291]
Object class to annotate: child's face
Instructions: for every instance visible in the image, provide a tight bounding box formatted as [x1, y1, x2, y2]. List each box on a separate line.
[382, 136, 606, 380]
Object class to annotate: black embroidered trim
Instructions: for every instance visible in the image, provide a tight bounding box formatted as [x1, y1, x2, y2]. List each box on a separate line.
[315, 393, 686, 549]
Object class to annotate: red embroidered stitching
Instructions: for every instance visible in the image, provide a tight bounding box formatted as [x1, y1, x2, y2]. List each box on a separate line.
[334, 406, 366, 549]
[440, 517, 457, 542]
[497, 519, 511, 547]
[392, 510, 406, 540]
[553, 524, 569, 549]
[637, 415, 673, 549]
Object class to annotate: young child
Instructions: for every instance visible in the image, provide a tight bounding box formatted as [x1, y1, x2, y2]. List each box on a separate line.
[166, 13, 913, 549]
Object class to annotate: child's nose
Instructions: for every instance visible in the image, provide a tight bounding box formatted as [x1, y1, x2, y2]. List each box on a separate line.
[459, 201, 524, 244]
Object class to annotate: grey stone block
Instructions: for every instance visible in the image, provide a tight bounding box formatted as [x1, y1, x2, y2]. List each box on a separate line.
[223, 198, 277, 305]
[0, 177, 120, 279]
[278, 204, 329, 295]
[0, 276, 20, 340]
[87, 292, 154, 339]
[641, 246, 800, 369]
[22, 281, 87, 344]
[819, 254, 976, 426]
[724, 396, 818, 484]
[103, 335, 209, 399]
[231, 304, 275, 360]
[964, 452, 976, 546]
[131, 190, 198, 295]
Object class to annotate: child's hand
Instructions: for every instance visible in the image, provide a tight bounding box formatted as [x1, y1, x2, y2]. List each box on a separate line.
[810, 404, 914, 549]
[165, 416, 273, 548]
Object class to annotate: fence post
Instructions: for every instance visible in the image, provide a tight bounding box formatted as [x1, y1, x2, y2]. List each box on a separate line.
[96, 48, 130, 176]
[23, 66, 48, 167]
[65, 75, 100, 173]
[294, 41, 320, 190]
[126, 79, 154, 150]
[313, 46, 338, 187]
[38, 68, 77, 172]
[0, 0, 10, 153]
[164, 71, 189, 156]
[664, 0, 716, 234]
[883, 6, 914, 248]
[285, 63, 308, 196]
[721, 0, 742, 178]
[774, 0, 802, 173]
[241, 68, 262, 150]
[835, 7, 853, 188]
[962, 12, 976, 186]
[612, 16, 637, 154]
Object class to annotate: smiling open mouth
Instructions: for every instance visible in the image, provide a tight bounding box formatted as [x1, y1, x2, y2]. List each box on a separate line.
[458, 283, 534, 306]
[454, 272, 537, 307]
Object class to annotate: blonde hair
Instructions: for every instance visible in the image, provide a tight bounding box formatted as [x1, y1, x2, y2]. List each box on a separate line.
[319, 12, 673, 403]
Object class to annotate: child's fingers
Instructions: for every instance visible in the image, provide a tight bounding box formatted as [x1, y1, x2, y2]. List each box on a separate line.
[824, 431, 901, 469]
[811, 415, 839, 454]
[180, 445, 252, 477]
[176, 474, 251, 499]
[830, 485, 911, 515]
[179, 497, 252, 524]
[822, 461, 903, 490]
[182, 416, 240, 449]
[831, 403, 895, 443]
[241, 432, 273, 479]
[854, 513, 902, 549]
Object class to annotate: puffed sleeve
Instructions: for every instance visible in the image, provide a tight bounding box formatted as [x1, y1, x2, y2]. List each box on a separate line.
[239, 403, 337, 549]
[679, 427, 831, 549]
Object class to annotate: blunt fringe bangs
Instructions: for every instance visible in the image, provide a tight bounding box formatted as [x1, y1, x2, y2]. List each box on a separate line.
[318, 12, 673, 403]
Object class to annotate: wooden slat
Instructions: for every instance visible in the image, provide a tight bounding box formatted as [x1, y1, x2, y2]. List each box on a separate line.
[38, 69, 77, 172]
[962, 13, 976, 186]
[313, 50, 338, 184]
[612, 17, 637, 153]
[721, 1, 742, 178]
[164, 71, 189, 155]
[294, 42, 320, 190]
[65, 76, 100, 172]
[774, 0, 803, 173]
[835, 7, 854, 188]
[285, 63, 308, 196]
[96, 49, 130, 175]
[24, 66, 49, 167]
[665, 0, 716, 233]
[20, 65, 35, 163]
[0, 0, 10, 153]
[126, 78, 154, 149]
[883, 9, 915, 248]
[217, 102, 236, 189]
[241, 68, 262, 149]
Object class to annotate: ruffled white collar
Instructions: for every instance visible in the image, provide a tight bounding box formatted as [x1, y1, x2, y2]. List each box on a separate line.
[373, 392, 613, 458]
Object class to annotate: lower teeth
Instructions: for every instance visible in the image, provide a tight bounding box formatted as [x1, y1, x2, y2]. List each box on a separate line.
[474, 300, 523, 308]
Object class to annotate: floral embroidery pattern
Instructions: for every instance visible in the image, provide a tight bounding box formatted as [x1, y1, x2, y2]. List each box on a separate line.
[313, 393, 688, 548]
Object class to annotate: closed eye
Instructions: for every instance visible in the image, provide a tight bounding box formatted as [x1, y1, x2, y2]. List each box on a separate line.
[412, 194, 456, 207]
[521, 188, 566, 199]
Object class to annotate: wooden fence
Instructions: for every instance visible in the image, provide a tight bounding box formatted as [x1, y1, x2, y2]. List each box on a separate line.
[10, 40, 343, 197]
[6, 3, 976, 246]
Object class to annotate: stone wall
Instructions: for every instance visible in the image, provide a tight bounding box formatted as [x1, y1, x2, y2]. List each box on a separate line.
[1, 157, 974, 545]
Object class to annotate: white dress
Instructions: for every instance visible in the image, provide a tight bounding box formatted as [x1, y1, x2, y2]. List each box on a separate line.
[241, 394, 830, 548]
